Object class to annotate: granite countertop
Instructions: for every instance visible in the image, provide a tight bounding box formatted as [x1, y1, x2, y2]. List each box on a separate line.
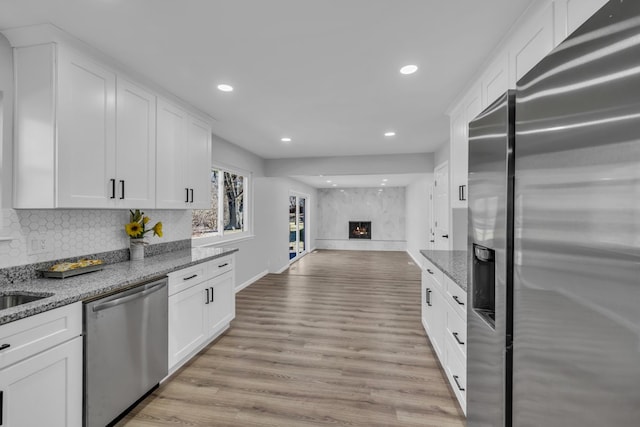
[419, 250, 467, 292]
[0, 247, 238, 325]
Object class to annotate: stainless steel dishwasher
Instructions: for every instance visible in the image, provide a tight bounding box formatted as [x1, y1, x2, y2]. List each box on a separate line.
[84, 276, 168, 427]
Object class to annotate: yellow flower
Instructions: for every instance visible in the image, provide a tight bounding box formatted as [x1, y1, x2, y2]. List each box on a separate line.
[125, 222, 143, 238]
[143, 216, 150, 224]
[152, 222, 163, 237]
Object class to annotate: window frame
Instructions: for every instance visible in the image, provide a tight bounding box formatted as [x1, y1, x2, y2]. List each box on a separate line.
[192, 164, 253, 246]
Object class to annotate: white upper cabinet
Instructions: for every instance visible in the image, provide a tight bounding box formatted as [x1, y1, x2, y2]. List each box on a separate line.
[508, 2, 555, 86]
[57, 48, 116, 208]
[481, 55, 509, 109]
[115, 78, 157, 209]
[6, 24, 211, 210]
[156, 99, 189, 209]
[12, 42, 157, 209]
[157, 100, 212, 210]
[187, 115, 213, 209]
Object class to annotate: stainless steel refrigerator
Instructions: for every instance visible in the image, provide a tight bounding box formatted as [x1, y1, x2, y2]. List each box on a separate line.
[467, 0, 640, 426]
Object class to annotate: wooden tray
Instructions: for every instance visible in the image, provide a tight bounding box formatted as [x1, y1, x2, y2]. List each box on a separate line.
[39, 264, 104, 279]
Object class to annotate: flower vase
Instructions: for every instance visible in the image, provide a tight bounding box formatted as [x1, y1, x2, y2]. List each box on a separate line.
[130, 238, 145, 261]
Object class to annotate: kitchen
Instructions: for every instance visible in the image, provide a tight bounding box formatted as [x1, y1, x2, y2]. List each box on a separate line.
[0, 0, 638, 426]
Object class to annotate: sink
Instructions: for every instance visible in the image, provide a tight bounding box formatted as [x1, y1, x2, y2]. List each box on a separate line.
[0, 293, 50, 310]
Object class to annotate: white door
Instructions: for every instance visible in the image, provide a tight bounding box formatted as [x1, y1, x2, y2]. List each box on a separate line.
[156, 99, 188, 208]
[434, 162, 450, 250]
[187, 115, 212, 209]
[168, 283, 207, 370]
[57, 49, 116, 208]
[115, 78, 156, 208]
[0, 337, 82, 427]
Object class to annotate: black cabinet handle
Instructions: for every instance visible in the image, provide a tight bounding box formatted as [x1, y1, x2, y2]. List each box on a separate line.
[429, 240, 435, 243]
[110, 179, 116, 199]
[210, 287, 214, 303]
[190, 188, 194, 203]
[185, 188, 190, 203]
[453, 332, 465, 345]
[183, 274, 198, 281]
[452, 295, 465, 306]
[218, 263, 229, 268]
[427, 269, 434, 275]
[459, 185, 466, 201]
[453, 375, 465, 391]
[0, 344, 10, 352]
[119, 180, 125, 199]
[426, 288, 432, 307]
[205, 288, 210, 304]
[0, 390, 3, 425]
[442, 234, 449, 239]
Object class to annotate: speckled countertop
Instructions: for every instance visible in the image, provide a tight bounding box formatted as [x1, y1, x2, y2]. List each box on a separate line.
[419, 250, 467, 292]
[0, 247, 238, 325]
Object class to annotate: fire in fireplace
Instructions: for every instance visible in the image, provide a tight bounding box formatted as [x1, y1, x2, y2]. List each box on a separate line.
[349, 221, 371, 240]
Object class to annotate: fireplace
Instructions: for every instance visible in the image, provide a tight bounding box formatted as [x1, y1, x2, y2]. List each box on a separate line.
[349, 221, 371, 240]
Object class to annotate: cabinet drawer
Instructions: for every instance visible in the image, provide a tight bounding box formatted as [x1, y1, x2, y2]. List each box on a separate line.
[209, 256, 233, 278]
[167, 262, 209, 296]
[445, 276, 467, 319]
[446, 306, 466, 357]
[422, 258, 444, 287]
[0, 303, 82, 369]
[445, 335, 467, 413]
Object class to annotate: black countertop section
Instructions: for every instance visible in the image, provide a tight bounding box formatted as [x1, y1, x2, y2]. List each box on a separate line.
[0, 247, 238, 325]
[419, 250, 467, 292]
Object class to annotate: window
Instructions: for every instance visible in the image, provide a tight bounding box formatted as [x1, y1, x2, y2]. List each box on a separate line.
[192, 167, 250, 242]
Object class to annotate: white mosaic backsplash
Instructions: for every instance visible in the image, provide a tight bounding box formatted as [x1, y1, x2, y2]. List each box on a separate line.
[0, 209, 192, 268]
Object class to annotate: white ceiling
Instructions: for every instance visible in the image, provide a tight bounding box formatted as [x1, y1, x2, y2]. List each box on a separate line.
[0, 0, 533, 160]
[292, 173, 429, 189]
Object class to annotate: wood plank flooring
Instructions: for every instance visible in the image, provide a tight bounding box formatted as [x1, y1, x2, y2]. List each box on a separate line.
[117, 250, 465, 427]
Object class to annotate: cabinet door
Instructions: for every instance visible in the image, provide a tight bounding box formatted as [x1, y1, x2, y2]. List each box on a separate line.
[168, 282, 207, 370]
[57, 49, 116, 208]
[509, 2, 555, 85]
[157, 99, 188, 209]
[0, 337, 82, 427]
[116, 78, 156, 208]
[206, 271, 235, 337]
[187, 115, 213, 209]
[433, 162, 449, 249]
[424, 279, 446, 358]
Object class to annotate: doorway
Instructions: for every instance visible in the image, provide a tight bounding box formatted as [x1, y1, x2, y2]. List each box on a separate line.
[289, 194, 308, 261]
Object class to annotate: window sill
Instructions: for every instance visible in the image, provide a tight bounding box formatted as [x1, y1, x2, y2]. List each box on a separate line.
[192, 234, 255, 248]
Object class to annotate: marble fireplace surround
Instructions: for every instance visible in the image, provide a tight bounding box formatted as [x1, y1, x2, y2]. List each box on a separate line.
[316, 187, 406, 251]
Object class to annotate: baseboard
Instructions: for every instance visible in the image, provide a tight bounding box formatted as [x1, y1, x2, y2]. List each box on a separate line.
[274, 263, 289, 274]
[407, 250, 423, 267]
[235, 269, 268, 293]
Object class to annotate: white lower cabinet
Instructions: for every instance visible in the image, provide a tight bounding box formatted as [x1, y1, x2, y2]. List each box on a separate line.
[0, 303, 83, 427]
[421, 260, 467, 414]
[168, 256, 236, 373]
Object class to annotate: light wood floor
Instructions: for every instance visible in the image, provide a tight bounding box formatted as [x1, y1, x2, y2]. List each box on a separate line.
[117, 250, 465, 427]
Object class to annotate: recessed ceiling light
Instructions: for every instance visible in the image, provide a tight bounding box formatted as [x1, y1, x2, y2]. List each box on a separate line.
[381, 183, 386, 186]
[326, 180, 332, 183]
[382, 179, 388, 182]
[332, 184, 337, 187]
[217, 84, 234, 92]
[400, 64, 418, 75]
[384, 131, 396, 137]
[281, 137, 292, 142]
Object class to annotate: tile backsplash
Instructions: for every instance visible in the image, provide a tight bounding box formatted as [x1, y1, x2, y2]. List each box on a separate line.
[0, 209, 192, 268]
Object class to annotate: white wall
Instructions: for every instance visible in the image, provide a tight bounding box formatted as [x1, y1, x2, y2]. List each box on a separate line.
[316, 187, 406, 251]
[203, 135, 318, 288]
[405, 174, 433, 263]
[265, 153, 434, 177]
